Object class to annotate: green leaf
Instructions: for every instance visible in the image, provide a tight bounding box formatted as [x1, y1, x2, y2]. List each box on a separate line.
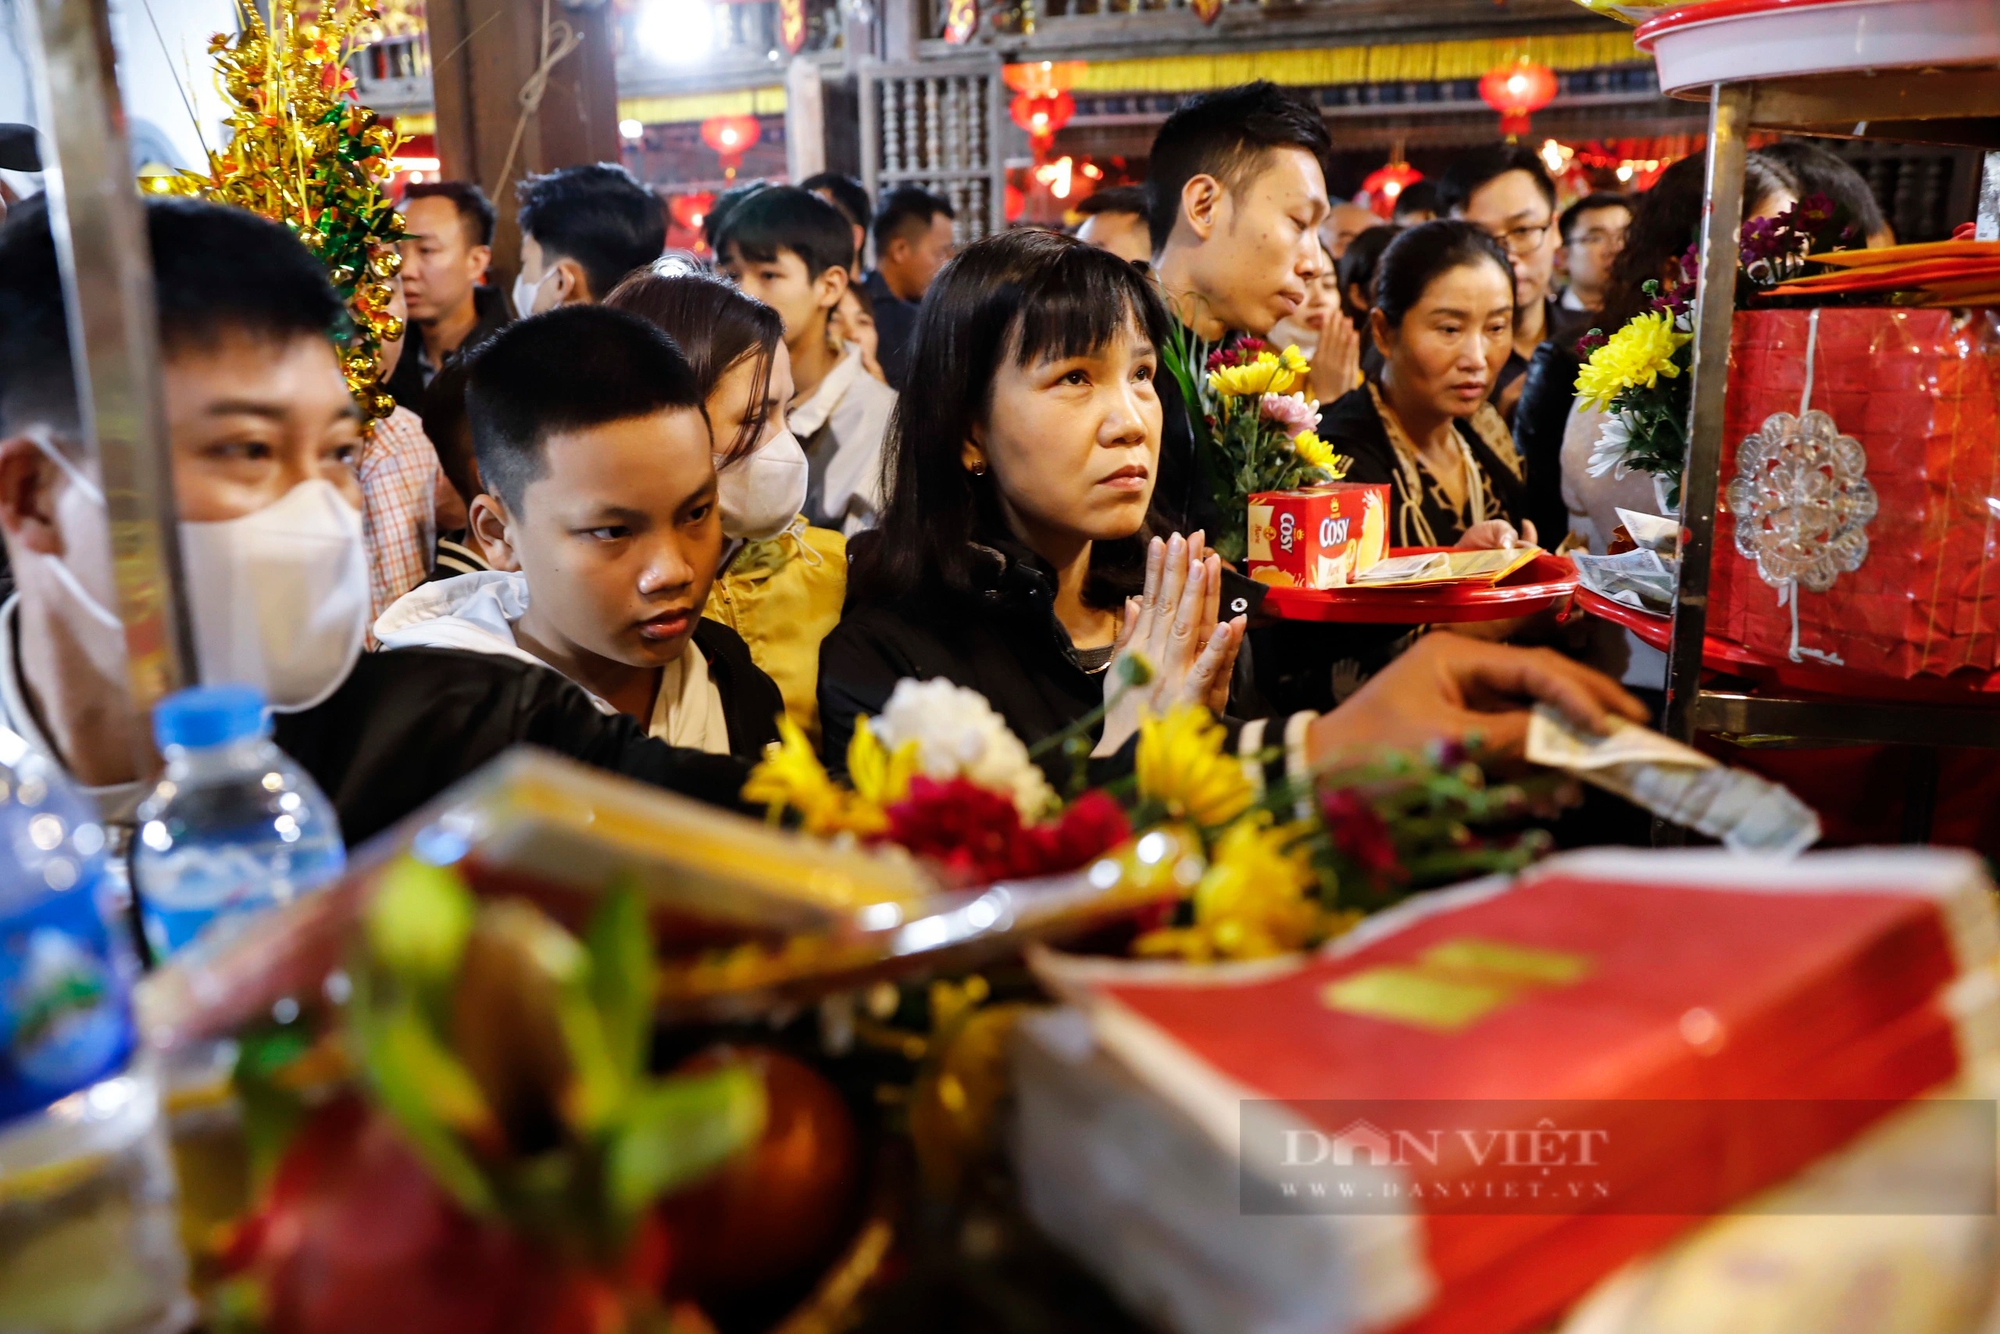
[365, 856, 476, 988]
[554, 980, 627, 1136]
[604, 1066, 767, 1220]
[584, 883, 654, 1081]
[353, 996, 500, 1215]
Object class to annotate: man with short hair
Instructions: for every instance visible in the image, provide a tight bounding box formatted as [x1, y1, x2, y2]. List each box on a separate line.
[1145, 81, 1335, 533]
[1391, 179, 1439, 226]
[800, 170, 871, 270]
[1072, 185, 1152, 268]
[1323, 199, 1382, 260]
[863, 186, 955, 390]
[1554, 191, 1632, 347]
[513, 163, 666, 314]
[716, 186, 893, 535]
[389, 179, 507, 409]
[1440, 144, 1562, 423]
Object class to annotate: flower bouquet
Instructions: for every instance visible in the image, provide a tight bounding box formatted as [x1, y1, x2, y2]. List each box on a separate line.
[1159, 335, 1352, 562]
[1577, 194, 1858, 509]
[744, 676, 1557, 966]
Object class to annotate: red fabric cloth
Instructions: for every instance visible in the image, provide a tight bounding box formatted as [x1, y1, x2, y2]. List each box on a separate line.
[1713, 308, 2000, 679]
[1094, 866, 1967, 1334]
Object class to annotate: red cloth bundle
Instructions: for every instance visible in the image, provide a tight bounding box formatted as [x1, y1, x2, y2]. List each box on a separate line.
[1711, 308, 2000, 679]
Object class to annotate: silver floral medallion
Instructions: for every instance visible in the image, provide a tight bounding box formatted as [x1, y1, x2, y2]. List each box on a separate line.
[1726, 409, 1878, 594]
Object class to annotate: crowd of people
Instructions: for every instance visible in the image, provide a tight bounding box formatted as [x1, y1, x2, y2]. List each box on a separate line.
[3, 75, 1908, 849]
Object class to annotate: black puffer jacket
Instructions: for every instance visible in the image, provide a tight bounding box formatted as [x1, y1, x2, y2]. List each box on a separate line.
[274, 643, 770, 847]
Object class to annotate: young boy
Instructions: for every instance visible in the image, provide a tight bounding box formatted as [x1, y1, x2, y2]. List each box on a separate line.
[373, 306, 783, 758]
[0, 196, 760, 842]
[1144, 81, 1339, 534]
[714, 186, 893, 535]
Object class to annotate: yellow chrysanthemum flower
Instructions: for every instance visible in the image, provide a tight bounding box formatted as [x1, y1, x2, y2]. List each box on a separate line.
[847, 715, 917, 808]
[743, 716, 887, 836]
[1134, 813, 1328, 961]
[1291, 431, 1348, 477]
[1135, 705, 1255, 828]
[1277, 344, 1310, 377]
[1574, 310, 1690, 409]
[1207, 351, 1302, 399]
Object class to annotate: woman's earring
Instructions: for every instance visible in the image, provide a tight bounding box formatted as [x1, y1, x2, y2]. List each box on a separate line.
[969, 460, 987, 476]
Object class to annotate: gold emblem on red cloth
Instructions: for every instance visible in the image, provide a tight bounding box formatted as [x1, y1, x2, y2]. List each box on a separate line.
[1323, 937, 1592, 1032]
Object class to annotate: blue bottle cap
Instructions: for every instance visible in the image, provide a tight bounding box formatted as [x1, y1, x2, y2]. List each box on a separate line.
[152, 684, 269, 750]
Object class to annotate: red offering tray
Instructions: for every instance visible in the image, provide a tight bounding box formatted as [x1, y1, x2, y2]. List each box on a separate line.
[1576, 586, 2000, 704]
[1261, 547, 1577, 624]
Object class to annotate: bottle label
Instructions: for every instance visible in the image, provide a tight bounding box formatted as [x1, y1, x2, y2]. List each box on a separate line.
[0, 868, 134, 1125]
[138, 832, 345, 959]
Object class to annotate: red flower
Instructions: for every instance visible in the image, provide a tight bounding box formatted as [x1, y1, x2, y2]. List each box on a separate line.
[1023, 789, 1130, 874]
[885, 777, 1038, 884]
[1319, 788, 1402, 880]
[885, 780, 1132, 885]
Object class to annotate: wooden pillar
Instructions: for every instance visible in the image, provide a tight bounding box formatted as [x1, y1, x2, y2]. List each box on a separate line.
[427, 0, 622, 283]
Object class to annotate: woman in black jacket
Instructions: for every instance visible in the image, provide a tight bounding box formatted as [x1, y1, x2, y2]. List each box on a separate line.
[1257, 223, 1539, 715]
[819, 230, 1250, 780]
[1320, 220, 1534, 552]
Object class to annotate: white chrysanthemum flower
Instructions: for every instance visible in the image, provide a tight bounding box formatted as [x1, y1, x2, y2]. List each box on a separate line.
[1587, 411, 1635, 479]
[871, 678, 1055, 820]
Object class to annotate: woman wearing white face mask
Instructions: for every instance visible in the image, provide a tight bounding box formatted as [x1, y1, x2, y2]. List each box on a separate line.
[604, 272, 847, 742]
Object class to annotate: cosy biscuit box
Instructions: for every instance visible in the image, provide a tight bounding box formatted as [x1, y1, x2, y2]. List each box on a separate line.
[1247, 483, 1390, 589]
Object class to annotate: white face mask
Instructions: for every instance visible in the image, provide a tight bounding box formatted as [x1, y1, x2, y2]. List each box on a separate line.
[24, 432, 127, 680]
[26, 439, 369, 711]
[715, 428, 809, 542]
[512, 265, 557, 318]
[179, 479, 370, 712]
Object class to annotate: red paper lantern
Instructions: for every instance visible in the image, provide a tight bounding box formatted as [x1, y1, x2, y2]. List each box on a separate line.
[1478, 59, 1558, 140]
[1360, 161, 1423, 219]
[1009, 90, 1075, 160]
[1002, 60, 1085, 96]
[699, 114, 763, 179]
[669, 191, 716, 231]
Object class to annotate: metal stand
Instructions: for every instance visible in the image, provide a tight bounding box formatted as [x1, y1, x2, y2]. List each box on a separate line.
[1658, 74, 2000, 846]
[18, 0, 194, 759]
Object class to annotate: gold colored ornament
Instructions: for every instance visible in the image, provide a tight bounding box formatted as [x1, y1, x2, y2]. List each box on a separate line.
[193, 0, 406, 423]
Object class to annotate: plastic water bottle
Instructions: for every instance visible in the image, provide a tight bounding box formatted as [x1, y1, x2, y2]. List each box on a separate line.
[0, 726, 191, 1330]
[133, 685, 346, 962]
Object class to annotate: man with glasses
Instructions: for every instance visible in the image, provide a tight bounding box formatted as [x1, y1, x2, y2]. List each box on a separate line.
[1553, 191, 1633, 348]
[1439, 145, 1563, 425]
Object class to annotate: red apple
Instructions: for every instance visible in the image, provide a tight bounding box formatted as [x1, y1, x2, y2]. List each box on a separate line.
[658, 1046, 860, 1300]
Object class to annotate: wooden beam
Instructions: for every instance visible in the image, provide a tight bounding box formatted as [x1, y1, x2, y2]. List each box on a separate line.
[428, 0, 622, 282]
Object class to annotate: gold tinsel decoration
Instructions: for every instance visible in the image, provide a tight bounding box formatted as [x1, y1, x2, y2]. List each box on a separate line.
[188, 0, 406, 421]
